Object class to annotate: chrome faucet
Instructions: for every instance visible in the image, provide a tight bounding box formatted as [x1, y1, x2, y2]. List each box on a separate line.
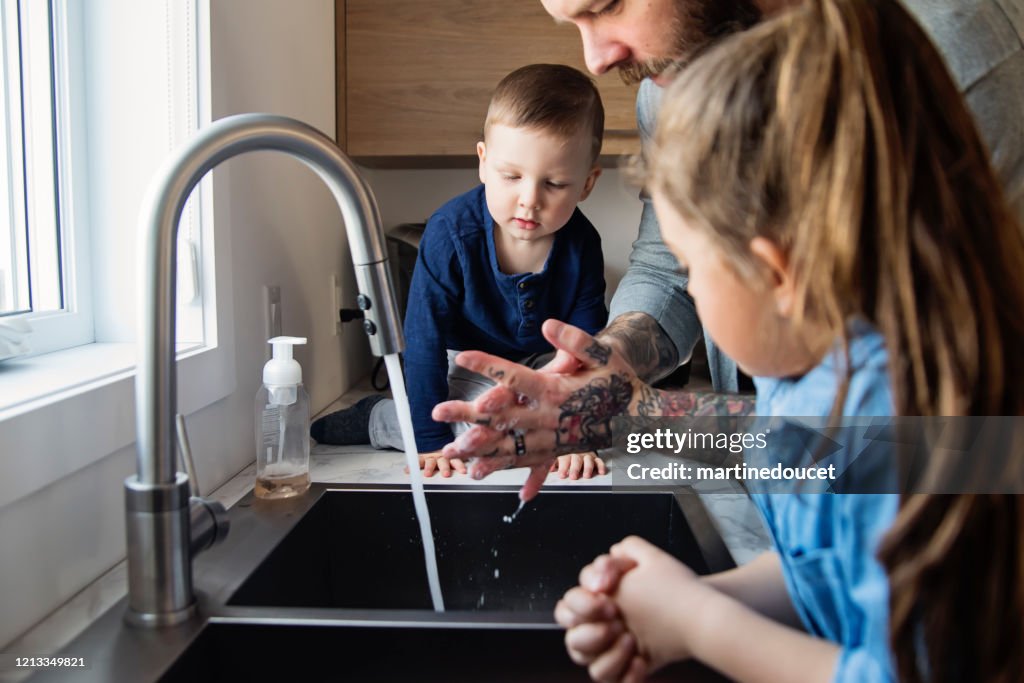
[125, 114, 404, 626]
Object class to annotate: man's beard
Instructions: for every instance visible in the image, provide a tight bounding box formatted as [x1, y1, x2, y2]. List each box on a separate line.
[618, 0, 762, 85]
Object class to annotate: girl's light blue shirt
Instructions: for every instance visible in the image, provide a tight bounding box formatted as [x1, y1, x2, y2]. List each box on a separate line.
[752, 325, 898, 683]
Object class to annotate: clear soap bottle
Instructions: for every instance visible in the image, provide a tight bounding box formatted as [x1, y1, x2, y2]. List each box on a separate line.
[254, 336, 311, 499]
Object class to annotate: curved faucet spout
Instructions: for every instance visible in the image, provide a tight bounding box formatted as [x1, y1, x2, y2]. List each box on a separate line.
[138, 113, 403, 486]
[126, 114, 403, 626]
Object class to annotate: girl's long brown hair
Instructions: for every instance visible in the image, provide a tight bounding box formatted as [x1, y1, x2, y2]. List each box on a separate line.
[645, 1, 1024, 681]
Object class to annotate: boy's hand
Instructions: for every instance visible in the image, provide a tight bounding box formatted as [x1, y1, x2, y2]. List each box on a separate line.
[405, 450, 466, 478]
[551, 452, 608, 479]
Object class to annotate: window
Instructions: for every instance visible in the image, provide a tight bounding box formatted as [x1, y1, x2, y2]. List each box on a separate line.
[1, 0, 68, 333]
[0, 0, 234, 505]
[0, 0, 207, 360]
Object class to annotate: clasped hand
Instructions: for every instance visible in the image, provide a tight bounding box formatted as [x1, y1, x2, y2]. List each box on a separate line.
[555, 536, 713, 682]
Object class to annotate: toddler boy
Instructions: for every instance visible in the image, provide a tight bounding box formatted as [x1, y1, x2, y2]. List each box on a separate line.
[313, 64, 608, 479]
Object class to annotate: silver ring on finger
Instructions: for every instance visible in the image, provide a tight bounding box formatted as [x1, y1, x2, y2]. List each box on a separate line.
[509, 429, 527, 457]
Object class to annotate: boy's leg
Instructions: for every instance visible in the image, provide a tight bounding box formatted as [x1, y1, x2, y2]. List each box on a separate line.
[366, 354, 488, 449]
[311, 394, 390, 447]
[366, 398, 407, 451]
[366, 350, 501, 450]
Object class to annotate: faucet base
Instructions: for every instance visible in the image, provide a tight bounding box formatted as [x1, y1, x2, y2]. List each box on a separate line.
[124, 474, 195, 627]
[124, 601, 197, 628]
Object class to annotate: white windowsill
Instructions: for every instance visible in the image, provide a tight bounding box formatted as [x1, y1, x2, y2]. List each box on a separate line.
[0, 340, 236, 510]
[0, 343, 155, 418]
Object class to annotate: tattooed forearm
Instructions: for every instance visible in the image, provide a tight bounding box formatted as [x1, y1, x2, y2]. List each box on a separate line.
[626, 388, 754, 467]
[597, 312, 679, 383]
[656, 390, 755, 417]
[555, 373, 634, 453]
[632, 383, 754, 417]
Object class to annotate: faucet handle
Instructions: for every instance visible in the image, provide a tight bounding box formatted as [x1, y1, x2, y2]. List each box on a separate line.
[175, 414, 200, 497]
[189, 496, 230, 555]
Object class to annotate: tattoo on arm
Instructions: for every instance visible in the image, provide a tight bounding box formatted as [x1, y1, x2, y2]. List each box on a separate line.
[598, 313, 679, 383]
[633, 383, 754, 417]
[555, 373, 634, 454]
[631, 388, 754, 467]
[634, 384, 662, 417]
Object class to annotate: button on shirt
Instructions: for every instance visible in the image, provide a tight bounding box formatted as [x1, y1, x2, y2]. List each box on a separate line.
[403, 184, 608, 451]
[751, 323, 897, 683]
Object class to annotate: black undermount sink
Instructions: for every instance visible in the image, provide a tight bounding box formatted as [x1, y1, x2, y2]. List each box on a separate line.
[228, 488, 732, 612]
[159, 620, 725, 682]
[160, 486, 735, 682]
[36, 484, 735, 682]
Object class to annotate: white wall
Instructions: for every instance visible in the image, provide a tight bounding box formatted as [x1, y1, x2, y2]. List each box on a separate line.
[0, 0, 643, 647]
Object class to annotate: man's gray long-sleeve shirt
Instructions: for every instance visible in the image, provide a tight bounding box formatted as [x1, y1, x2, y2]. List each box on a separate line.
[607, 0, 1024, 392]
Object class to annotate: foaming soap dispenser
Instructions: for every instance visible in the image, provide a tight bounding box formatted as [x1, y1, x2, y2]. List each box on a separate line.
[254, 336, 311, 499]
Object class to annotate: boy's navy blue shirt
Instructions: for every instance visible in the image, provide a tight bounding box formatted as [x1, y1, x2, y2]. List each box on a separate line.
[403, 184, 607, 451]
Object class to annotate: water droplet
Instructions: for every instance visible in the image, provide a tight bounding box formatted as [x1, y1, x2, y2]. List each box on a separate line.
[502, 499, 526, 524]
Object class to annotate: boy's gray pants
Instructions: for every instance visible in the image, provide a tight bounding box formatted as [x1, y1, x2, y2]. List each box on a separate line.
[368, 350, 551, 451]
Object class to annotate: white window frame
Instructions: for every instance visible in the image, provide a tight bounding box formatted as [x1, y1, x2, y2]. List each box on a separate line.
[0, 0, 235, 511]
[1, 0, 93, 351]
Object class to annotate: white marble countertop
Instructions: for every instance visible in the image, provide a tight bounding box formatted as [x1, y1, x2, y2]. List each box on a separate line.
[2, 385, 770, 682]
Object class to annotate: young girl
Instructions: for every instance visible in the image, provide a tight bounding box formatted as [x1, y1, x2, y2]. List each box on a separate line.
[551, 1, 1024, 682]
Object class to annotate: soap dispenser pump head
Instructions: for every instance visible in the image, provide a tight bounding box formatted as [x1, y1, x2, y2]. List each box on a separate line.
[263, 336, 307, 404]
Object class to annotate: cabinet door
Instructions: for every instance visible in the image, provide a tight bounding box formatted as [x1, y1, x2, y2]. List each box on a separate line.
[345, 0, 640, 161]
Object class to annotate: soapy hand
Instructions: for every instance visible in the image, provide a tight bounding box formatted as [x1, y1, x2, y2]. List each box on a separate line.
[431, 320, 643, 500]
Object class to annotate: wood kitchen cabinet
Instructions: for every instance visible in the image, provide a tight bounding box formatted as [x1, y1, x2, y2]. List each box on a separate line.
[335, 0, 640, 164]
